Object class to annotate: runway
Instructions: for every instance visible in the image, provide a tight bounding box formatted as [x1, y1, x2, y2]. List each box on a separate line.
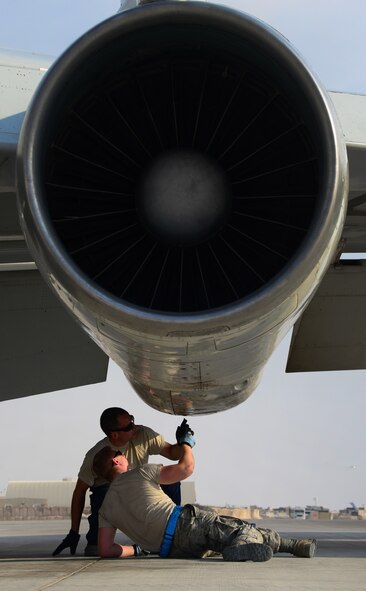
[1, 518, 365, 590]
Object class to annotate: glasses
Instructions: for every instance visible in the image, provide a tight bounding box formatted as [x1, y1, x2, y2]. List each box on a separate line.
[111, 416, 135, 433]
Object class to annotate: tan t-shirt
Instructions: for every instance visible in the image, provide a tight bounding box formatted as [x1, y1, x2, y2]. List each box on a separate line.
[78, 426, 165, 487]
[99, 464, 175, 552]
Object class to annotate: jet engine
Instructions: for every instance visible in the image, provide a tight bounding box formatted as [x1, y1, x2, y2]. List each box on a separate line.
[16, 2, 348, 414]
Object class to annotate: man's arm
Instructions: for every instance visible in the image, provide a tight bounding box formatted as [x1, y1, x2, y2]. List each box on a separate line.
[71, 478, 89, 532]
[159, 444, 194, 485]
[98, 527, 135, 558]
[159, 442, 185, 461]
[52, 478, 89, 555]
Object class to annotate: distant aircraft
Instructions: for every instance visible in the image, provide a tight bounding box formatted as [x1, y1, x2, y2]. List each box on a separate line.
[1, 1, 366, 415]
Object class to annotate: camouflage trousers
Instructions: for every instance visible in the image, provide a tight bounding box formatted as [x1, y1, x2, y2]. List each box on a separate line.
[169, 505, 281, 559]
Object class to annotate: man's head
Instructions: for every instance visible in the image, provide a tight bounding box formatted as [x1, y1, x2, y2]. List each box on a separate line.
[100, 407, 137, 445]
[93, 446, 129, 482]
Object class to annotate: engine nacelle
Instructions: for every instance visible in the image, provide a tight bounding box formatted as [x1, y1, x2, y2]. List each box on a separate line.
[16, 2, 348, 414]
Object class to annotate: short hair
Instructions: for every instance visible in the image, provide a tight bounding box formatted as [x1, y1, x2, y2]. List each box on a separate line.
[93, 446, 116, 482]
[100, 407, 128, 435]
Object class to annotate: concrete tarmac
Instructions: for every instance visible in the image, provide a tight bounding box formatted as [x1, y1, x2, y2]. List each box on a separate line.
[1, 518, 365, 591]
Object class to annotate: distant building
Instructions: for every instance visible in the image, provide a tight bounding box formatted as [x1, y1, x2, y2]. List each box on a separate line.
[339, 505, 366, 520]
[1, 479, 196, 520]
[181, 481, 196, 505]
[5, 480, 80, 509]
[289, 506, 308, 519]
[288, 505, 333, 520]
[261, 507, 290, 518]
[208, 506, 260, 520]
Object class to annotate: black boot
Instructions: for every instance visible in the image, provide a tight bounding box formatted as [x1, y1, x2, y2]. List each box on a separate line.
[223, 543, 273, 562]
[279, 537, 317, 558]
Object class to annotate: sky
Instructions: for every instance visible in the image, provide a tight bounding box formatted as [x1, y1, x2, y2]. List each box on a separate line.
[0, 0, 365, 511]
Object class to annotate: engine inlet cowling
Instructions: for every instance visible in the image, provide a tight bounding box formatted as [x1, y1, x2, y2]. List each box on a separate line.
[19, 3, 333, 314]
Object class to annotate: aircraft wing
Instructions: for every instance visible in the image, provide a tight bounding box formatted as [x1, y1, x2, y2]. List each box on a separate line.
[286, 92, 366, 372]
[0, 50, 109, 402]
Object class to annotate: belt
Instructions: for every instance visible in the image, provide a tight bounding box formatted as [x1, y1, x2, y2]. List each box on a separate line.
[159, 505, 183, 557]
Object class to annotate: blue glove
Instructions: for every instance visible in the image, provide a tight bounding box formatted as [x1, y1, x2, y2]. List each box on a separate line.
[176, 419, 196, 447]
[176, 419, 194, 444]
[179, 432, 196, 448]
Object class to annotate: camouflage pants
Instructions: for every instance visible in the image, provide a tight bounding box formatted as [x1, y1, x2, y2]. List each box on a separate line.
[169, 505, 281, 559]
